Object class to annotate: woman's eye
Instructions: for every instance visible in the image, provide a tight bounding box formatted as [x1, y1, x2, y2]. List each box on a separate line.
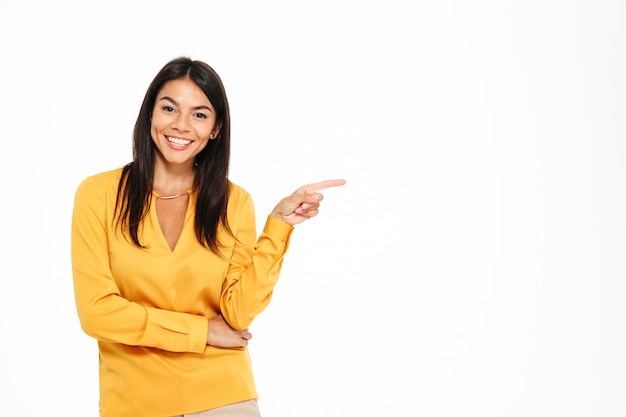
[162, 106, 174, 112]
[195, 113, 207, 119]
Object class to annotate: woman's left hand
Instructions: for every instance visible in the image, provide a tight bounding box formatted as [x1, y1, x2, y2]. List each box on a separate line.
[270, 179, 346, 226]
[207, 314, 252, 348]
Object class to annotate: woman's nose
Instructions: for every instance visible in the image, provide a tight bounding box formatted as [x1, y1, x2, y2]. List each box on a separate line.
[172, 114, 190, 132]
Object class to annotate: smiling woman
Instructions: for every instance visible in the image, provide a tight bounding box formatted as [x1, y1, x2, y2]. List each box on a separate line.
[70, 57, 345, 417]
[150, 78, 220, 173]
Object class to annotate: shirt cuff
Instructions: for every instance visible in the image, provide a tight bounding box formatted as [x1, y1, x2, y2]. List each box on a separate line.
[188, 314, 208, 354]
[263, 215, 294, 242]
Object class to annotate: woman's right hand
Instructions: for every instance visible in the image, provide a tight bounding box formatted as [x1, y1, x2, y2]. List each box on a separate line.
[207, 314, 252, 348]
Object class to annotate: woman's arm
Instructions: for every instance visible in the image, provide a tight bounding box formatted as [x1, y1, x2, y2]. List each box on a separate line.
[219, 180, 345, 330]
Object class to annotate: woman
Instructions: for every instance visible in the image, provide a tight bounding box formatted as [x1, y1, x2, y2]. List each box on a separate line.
[71, 56, 344, 417]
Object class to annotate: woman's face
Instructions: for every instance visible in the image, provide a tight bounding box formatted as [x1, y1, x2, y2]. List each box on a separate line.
[150, 77, 219, 168]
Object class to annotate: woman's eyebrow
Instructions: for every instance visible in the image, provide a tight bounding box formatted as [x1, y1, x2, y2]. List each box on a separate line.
[158, 96, 212, 111]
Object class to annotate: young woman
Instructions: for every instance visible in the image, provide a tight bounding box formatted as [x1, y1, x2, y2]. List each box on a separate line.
[71, 56, 344, 417]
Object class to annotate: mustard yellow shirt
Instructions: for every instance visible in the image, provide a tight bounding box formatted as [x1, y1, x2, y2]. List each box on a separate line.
[71, 167, 293, 417]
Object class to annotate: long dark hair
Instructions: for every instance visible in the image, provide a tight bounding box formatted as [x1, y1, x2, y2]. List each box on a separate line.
[115, 57, 233, 254]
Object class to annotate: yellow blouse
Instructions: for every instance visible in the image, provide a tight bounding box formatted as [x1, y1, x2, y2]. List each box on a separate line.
[71, 167, 293, 417]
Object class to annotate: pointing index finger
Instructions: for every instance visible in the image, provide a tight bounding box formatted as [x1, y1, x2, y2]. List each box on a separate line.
[305, 179, 347, 193]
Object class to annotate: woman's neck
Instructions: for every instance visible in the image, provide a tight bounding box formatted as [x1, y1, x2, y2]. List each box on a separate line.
[153, 160, 195, 196]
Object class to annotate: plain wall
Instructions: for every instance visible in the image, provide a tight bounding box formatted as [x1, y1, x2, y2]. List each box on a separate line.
[1, 1, 625, 416]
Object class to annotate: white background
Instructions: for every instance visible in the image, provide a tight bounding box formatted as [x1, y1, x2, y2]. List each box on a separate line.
[1, 1, 625, 416]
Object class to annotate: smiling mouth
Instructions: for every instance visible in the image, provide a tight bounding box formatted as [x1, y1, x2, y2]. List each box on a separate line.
[167, 136, 192, 146]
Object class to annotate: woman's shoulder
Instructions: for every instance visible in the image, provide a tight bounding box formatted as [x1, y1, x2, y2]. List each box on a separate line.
[75, 166, 125, 197]
[228, 180, 251, 198]
[227, 180, 254, 208]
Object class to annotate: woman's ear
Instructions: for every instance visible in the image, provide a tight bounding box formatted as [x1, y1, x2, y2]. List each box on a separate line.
[210, 124, 222, 140]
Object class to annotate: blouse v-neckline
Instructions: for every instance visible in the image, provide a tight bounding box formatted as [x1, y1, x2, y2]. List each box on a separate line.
[152, 191, 192, 252]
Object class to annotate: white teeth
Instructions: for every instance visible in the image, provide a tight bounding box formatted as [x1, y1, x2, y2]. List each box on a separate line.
[167, 136, 192, 145]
